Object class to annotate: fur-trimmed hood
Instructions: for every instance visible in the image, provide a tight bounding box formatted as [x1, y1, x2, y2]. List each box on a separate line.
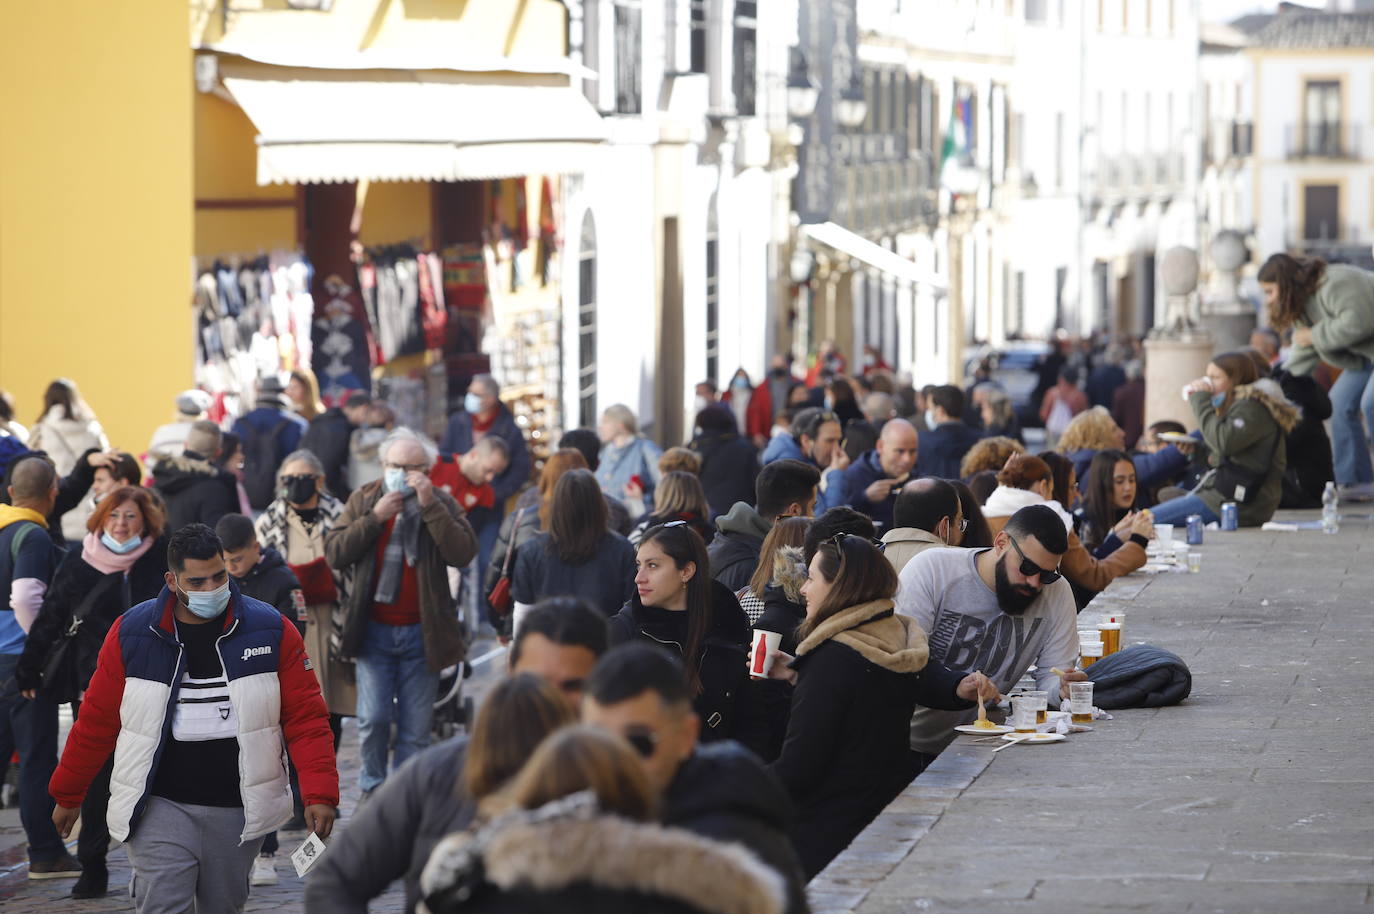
[770, 545, 808, 603]
[420, 805, 785, 914]
[794, 598, 929, 673]
[1234, 379, 1300, 433]
[151, 451, 235, 494]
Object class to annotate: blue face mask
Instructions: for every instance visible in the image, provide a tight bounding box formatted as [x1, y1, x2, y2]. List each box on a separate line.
[1210, 392, 1227, 408]
[101, 532, 142, 555]
[464, 392, 485, 415]
[383, 467, 411, 494]
[182, 580, 230, 620]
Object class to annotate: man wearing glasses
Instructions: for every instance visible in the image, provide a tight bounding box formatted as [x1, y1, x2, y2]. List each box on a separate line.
[894, 504, 1084, 768]
[583, 644, 810, 914]
[325, 428, 477, 801]
[881, 477, 965, 574]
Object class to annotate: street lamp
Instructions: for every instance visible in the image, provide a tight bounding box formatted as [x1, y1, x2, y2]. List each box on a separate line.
[835, 79, 868, 129]
[786, 48, 819, 120]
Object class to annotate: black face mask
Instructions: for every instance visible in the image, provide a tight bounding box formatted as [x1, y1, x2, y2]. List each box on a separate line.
[282, 475, 318, 506]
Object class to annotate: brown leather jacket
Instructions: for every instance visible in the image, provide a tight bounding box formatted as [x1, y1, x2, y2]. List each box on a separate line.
[325, 480, 478, 671]
[985, 514, 1144, 593]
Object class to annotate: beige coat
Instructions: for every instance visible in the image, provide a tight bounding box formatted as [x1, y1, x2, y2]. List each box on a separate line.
[880, 527, 955, 575]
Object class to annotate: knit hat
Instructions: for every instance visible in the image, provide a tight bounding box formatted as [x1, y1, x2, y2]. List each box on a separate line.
[175, 389, 212, 417]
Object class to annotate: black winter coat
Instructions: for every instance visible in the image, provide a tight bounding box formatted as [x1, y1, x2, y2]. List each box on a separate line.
[15, 537, 169, 693]
[664, 742, 812, 914]
[608, 581, 752, 742]
[1274, 367, 1335, 508]
[916, 422, 984, 481]
[692, 432, 761, 519]
[300, 407, 356, 499]
[751, 583, 807, 763]
[439, 405, 532, 504]
[153, 452, 239, 533]
[233, 546, 305, 634]
[769, 599, 970, 878]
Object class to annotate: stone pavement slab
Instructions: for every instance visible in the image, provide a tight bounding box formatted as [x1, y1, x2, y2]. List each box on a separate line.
[810, 511, 1374, 914]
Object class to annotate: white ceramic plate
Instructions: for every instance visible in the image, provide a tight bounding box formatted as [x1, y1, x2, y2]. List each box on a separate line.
[1157, 431, 1193, 443]
[954, 723, 1013, 735]
[999, 732, 1067, 745]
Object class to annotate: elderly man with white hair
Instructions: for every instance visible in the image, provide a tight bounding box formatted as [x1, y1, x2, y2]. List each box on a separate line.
[325, 428, 478, 799]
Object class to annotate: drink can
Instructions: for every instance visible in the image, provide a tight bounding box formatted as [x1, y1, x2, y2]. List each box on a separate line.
[1186, 514, 1204, 545]
[1220, 502, 1238, 531]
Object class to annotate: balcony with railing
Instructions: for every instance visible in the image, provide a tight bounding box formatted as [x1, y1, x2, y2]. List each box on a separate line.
[1285, 122, 1363, 160]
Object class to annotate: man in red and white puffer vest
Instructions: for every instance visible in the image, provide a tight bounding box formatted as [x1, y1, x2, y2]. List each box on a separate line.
[49, 524, 338, 913]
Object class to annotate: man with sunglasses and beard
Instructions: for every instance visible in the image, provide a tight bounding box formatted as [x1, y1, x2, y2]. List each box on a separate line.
[894, 504, 1084, 768]
[583, 644, 811, 914]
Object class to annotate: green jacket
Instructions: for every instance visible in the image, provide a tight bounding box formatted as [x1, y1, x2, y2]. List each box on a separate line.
[1189, 380, 1299, 527]
[1285, 264, 1374, 376]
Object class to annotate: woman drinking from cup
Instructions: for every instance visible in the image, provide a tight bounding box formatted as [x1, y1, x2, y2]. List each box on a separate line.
[765, 534, 989, 878]
[608, 523, 751, 744]
[1149, 351, 1299, 528]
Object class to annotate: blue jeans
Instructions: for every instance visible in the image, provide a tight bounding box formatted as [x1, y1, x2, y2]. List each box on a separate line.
[0, 653, 65, 863]
[1329, 362, 1374, 486]
[354, 621, 437, 793]
[1148, 494, 1220, 527]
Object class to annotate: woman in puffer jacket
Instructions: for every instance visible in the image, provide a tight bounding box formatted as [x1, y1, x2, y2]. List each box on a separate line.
[419, 725, 786, 914]
[1149, 350, 1299, 528]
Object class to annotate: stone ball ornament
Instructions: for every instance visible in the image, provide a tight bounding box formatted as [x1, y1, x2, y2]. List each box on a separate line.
[1210, 231, 1248, 273]
[1160, 246, 1200, 296]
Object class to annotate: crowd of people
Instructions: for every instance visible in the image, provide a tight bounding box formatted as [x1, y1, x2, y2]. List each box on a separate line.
[0, 252, 1370, 912]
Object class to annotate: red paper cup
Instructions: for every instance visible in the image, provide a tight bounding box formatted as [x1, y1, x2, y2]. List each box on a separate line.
[749, 630, 783, 679]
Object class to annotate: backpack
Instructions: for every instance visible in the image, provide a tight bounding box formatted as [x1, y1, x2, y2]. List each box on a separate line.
[242, 418, 291, 510]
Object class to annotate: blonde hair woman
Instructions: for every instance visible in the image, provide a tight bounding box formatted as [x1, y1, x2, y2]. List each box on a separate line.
[1057, 406, 1192, 505]
[958, 436, 1026, 480]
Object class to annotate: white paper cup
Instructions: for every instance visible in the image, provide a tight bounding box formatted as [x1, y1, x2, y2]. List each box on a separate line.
[749, 630, 783, 679]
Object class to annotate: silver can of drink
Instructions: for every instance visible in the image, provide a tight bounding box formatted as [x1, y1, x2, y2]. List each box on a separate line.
[1220, 502, 1238, 531]
[1186, 514, 1205, 545]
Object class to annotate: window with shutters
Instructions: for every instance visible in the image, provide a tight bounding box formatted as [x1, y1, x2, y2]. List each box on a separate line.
[614, 1, 642, 115]
[578, 213, 598, 426]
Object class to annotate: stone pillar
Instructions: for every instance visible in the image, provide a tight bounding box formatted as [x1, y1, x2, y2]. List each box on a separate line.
[1144, 335, 1215, 431]
[1146, 247, 1215, 431]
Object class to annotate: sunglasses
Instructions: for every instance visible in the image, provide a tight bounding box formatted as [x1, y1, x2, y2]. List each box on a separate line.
[827, 532, 886, 553]
[1005, 534, 1061, 585]
[624, 728, 658, 759]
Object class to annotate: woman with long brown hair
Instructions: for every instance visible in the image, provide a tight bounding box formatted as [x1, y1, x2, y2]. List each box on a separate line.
[509, 468, 635, 632]
[608, 522, 752, 744]
[485, 448, 588, 610]
[462, 673, 576, 816]
[1260, 253, 1374, 496]
[765, 535, 990, 878]
[420, 725, 788, 914]
[286, 368, 326, 422]
[1149, 349, 1299, 528]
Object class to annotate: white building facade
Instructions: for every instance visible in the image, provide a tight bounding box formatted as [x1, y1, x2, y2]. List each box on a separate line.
[562, 0, 797, 443]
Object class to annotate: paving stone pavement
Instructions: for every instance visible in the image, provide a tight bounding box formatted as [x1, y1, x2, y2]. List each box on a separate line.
[0, 640, 508, 913]
[809, 509, 1374, 914]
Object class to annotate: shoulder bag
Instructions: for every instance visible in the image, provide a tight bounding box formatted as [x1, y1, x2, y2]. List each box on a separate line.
[1212, 429, 1281, 505]
[40, 574, 121, 704]
[485, 507, 529, 618]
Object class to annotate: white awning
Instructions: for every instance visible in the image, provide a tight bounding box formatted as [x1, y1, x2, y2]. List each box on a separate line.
[220, 64, 606, 185]
[801, 222, 946, 289]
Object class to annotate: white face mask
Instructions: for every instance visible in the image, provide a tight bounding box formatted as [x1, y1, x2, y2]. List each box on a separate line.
[694, 396, 710, 413]
[925, 409, 938, 429]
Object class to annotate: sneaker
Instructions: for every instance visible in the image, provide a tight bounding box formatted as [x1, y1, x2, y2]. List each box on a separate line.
[29, 853, 82, 880]
[1338, 482, 1374, 501]
[71, 864, 109, 899]
[251, 854, 279, 886]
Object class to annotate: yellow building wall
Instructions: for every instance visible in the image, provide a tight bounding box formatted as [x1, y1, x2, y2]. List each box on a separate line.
[359, 181, 433, 247]
[195, 93, 297, 258]
[0, 1, 192, 455]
